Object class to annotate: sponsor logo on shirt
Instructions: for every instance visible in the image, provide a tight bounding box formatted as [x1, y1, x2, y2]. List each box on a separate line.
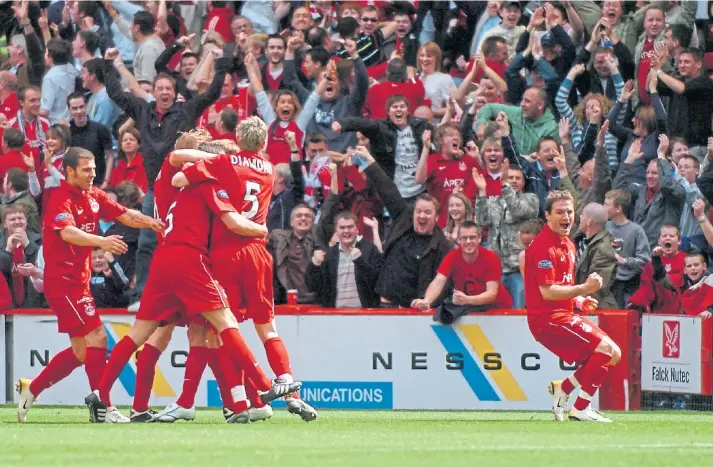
[217, 189, 229, 199]
[538, 260, 553, 269]
[55, 213, 71, 221]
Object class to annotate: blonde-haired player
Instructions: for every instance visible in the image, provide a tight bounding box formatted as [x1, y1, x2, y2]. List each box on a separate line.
[172, 117, 317, 421]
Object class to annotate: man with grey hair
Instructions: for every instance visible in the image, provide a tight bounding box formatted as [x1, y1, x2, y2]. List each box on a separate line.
[575, 203, 618, 310]
[5, 2, 44, 87]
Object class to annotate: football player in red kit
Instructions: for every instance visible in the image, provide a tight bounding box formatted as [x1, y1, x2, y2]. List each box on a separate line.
[129, 134, 267, 423]
[16, 148, 163, 423]
[524, 191, 622, 422]
[84, 151, 300, 423]
[172, 116, 317, 422]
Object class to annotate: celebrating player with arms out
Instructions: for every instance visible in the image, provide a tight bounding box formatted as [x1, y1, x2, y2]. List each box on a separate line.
[172, 117, 317, 421]
[16, 148, 164, 423]
[524, 191, 621, 423]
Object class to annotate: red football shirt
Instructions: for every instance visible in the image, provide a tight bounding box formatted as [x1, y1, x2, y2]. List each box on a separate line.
[0, 93, 19, 121]
[524, 224, 577, 320]
[183, 151, 275, 250]
[637, 39, 655, 106]
[437, 246, 512, 308]
[162, 181, 236, 255]
[364, 79, 426, 119]
[43, 181, 127, 296]
[425, 154, 478, 227]
[203, 6, 234, 43]
[7, 115, 49, 164]
[152, 155, 183, 243]
[196, 89, 257, 129]
[0, 149, 36, 181]
[109, 153, 148, 193]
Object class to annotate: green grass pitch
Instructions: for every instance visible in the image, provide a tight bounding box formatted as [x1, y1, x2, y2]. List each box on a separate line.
[0, 407, 711, 466]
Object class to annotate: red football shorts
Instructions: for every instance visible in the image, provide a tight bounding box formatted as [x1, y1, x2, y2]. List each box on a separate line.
[211, 244, 274, 324]
[137, 246, 228, 323]
[528, 312, 607, 365]
[47, 293, 102, 337]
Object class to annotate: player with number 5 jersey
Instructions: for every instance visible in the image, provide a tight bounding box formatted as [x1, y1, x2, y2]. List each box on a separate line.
[173, 117, 317, 421]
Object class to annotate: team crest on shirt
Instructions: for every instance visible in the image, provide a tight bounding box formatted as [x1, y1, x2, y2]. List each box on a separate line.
[665, 263, 672, 272]
[84, 303, 96, 316]
[459, 161, 467, 171]
[89, 198, 100, 213]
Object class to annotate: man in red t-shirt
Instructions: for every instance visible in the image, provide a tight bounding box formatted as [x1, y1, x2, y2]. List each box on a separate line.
[202, 1, 235, 43]
[363, 58, 425, 119]
[16, 147, 162, 424]
[524, 191, 621, 423]
[413, 222, 512, 323]
[416, 123, 478, 227]
[172, 117, 317, 422]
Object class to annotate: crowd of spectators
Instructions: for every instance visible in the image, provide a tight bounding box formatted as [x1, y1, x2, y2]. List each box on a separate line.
[2, 0, 713, 338]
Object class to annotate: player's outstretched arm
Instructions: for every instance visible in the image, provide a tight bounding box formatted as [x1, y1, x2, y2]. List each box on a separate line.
[59, 227, 128, 255]
[220, 213, 268, 238]
[168, 149, 216, 168]
[116, 210, 166, 233]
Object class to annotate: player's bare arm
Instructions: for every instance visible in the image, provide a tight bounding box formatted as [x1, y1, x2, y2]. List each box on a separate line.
[59, 226, 128, 255]
[539, 273, 603, 301]
[454, 281, 499, 306]
[412, 273, 448, 310]
[168, 149, 217, 168]
[172, 171, 190, 188]
[221, 212, 268, 238]
[116, 210, 166, 233]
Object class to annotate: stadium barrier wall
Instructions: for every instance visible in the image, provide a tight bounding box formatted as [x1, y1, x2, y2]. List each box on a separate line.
[641, 314, 713, 395]
[2, 308, 642, 410]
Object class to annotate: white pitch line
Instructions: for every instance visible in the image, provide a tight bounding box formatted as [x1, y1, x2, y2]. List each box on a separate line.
[254, 444, 713, 455]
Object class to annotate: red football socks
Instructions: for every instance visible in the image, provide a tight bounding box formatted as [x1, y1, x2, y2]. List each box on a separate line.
[176, 346, 209, 409]
[246, 376, 266, 408]
[207, 348, 233, 410]
[29, 347, 82, 398]
[219, 328, 272, 391]
[217, 345, 249, 412]
[98, 336, 137, 405]
[132, 344, 162, 413]
[560, 375, 579, 395]
[84, 347, 108, 394]
[573, 352, 611, 411]
[264, 337, 293, 379]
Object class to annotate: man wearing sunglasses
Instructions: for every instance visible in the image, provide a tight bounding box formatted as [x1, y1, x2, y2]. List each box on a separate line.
[337, 6, 398, 69]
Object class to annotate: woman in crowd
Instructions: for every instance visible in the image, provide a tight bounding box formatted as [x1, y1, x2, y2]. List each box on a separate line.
[109, 128, 147, 194]
[244, 52, 322, 165]
[417, 42, 456, 120]
[607, 77, 667, 184]
[556, 59, 622, 169]
[443, 191, 474, 246]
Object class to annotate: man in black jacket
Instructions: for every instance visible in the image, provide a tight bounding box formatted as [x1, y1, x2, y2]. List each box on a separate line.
[353, 147, 450, 308]
[334, 94, 431, 200]
[101, 47, 231, 301]
[306, 211, 382, 308]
